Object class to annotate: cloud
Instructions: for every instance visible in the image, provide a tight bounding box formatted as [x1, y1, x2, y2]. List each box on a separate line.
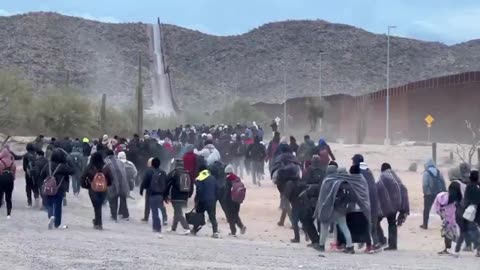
[67, 12, 120, 23]
[411, 8, 480, 44]
[0, 9, 16, 16]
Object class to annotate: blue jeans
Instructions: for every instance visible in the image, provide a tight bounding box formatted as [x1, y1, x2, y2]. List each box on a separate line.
[150, 195, 164, 232]
[46, 192, 63, 228]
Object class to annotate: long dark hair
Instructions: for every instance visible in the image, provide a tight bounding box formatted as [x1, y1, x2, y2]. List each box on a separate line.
[90, 152, 105, 171]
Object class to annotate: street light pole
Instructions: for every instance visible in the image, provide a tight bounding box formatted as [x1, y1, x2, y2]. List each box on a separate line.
[385, 25, 396, 145]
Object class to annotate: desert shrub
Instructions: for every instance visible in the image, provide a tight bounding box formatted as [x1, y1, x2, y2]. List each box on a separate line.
[211, 100, 268, 127]
[37, 87, 96, 138]
[0, 70, 36, 134]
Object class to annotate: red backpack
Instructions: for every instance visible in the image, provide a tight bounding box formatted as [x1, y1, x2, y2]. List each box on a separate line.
[42, 163, 63, 196]
[231, 177, 246, 204]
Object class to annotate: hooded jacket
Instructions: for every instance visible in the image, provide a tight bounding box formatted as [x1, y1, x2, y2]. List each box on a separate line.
[422, 159, 446, 195]
[195, 169, 217, 203]
[183, 145, 198, 182]
[118, 151, 137, 191]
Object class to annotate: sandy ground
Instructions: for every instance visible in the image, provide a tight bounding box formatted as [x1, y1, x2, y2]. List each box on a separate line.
[1, 143, 480, 269]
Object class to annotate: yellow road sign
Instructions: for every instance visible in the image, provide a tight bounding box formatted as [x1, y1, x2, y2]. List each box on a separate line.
[425, 115, 434, 125]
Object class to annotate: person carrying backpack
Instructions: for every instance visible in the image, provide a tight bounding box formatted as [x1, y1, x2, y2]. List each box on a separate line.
[140, 158, 168, 237]
[69, 144, 86, 197]
[224, 165, 247, 237]
[81, 152, 113, 230]
[39, 149, 75, 229]
[23, 143, 39, 208]
[165, 159, 191, 235]
[421, 158, 447, 230]
[0, 148, 16, 219]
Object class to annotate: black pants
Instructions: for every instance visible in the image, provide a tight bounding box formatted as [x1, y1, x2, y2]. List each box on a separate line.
[144, 193, 167, 222]
[195, 201, 218, 234]
[423, 194, 436, 228]
[0, 179, 14, 216]
[300, 215, 320, 244]
[377, 213, 398, 249]
[217, 187, 228, 218]
[89, 190, 107, 226]
[226, 203, 244, 235]
[109, 195, 129, 220]
[25, 175, 39, 206]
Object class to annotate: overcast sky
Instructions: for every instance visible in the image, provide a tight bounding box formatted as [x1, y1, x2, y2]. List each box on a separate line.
[1, 0, 480, 45]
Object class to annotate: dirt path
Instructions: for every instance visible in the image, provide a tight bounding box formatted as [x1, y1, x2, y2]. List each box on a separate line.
[1, 143, 479, 269]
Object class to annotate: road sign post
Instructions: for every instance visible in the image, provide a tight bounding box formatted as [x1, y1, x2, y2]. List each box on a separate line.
[425, 115, 435, 142]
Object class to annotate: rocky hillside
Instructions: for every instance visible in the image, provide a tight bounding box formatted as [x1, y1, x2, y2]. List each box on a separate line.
[0, 12, 153, 105]
[163, 20, 480, 109]
[1, 13, 480, 111]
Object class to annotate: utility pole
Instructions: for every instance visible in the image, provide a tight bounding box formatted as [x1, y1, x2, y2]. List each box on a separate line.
[136, 51, 144, 136]
[385, 25, 397, 145]
[318, 50, 325, 97]
[100, 94, 107, 134]
[283, 63, 287, 134]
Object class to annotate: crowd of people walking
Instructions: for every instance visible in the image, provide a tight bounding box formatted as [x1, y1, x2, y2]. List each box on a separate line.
[0, 121, 479, 258]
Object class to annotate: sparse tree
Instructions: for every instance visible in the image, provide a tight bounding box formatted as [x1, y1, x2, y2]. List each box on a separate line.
[454, 120, 480, 166]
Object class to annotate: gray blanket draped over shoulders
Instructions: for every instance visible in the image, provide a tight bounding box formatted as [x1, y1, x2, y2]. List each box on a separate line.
[314, 173, 371, 224]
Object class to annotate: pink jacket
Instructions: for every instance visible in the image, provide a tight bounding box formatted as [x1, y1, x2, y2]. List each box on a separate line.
[0, 148, 16, 179]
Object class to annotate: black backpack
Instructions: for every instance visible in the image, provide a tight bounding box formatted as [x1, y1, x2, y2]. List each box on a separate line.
[25, 153, 36, 177]
[177, 170, 192, 193]
[150, 170, 167, 194]
[209, 161, 226, 188]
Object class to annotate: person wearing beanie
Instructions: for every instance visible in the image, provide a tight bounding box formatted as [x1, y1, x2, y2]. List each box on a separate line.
[118, 152, 137, 192]
[224, 165, 247, 236]
[165, 159, 191, 235]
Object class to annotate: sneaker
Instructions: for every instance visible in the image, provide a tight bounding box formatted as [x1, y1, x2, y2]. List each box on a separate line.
[438, 249, 450, 256]
[141, 218, 148, 223]
[240, 226, 247, 235]
[290, 238, 300, 243]
[384, 246, 397, 251]
[94, 225, 103, 230]
[26, 205, 32, 209]
[419, 225, 428, 230]
[277, 222, 284, 227]
[228, 233, 237, 237]
[6, 215, 11, 220]
[343, 247, 355, 254]
[167, 228, 175, 233]
[212, 232, 220, 239]
[179, 229, 190, 235]
[57, 225, 69, 230]
[158, 234, 163, 239]
[48, 217, 55, 230]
